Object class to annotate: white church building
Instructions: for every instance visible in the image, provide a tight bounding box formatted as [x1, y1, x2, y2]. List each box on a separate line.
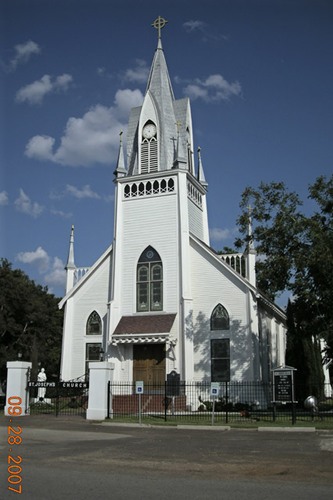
[59, 18, 286, 385]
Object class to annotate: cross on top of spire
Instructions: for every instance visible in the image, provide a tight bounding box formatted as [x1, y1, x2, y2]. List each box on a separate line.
[152, 16, 168, 40]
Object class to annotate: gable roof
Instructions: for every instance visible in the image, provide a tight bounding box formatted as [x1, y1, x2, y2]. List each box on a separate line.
[190, 233, 287, 322]
[58, 244, 112, 309]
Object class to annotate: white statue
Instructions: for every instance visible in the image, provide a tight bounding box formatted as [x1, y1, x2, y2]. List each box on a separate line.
[37, 368, 47, 400]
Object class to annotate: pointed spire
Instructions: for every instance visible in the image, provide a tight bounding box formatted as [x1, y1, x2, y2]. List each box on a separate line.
[245, 205, 256, 286]
[197, 147, 208, 189]
[247, 205, 256, 254]
[66, 224, 75, 270]
[114, 131, 127, 178]
[173, 120, 187, 169]
[146, 17, 174, 100]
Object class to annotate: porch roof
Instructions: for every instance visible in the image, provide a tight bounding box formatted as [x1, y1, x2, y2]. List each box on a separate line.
[113, 313, 177, 335]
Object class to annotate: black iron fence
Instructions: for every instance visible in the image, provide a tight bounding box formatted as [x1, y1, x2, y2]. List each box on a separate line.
[108, 381, 333, 424]
[28, 380, 88, 416]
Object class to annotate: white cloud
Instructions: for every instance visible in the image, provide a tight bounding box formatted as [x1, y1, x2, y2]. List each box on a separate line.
[123, 59, 149, 84]
[16, 246, 50, 272]
[97, 67, 106, 76]
[44, 257, 66, 288]
[50, 209, 73, 218]
[55, 73, 72, 90]
[16, 73, 73, 105]
[184, 84, 208, 101]
[25, 88, 144, 167]
[14, 189, 44, 218]
[209, 227, 233, 241]
[183, 20, 207, 33]
[183, 20, 227, 42]
[113, 88, 144, 119]
[10, 40, 41, 70]
[25, 135, 55, 161]
[182, 74, 242, 102]
[65, 184, 100, 199]
[0, 191, 9, 205]
[16, 248, 66, 290]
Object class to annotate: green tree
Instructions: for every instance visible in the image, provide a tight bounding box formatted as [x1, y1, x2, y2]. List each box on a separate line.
[0, 259, 63, 382]
[235, 175, 333, 385]
[286, 301, 325, 401]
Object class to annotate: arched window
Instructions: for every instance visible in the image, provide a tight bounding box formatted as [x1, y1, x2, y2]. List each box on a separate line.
[86, 311, 102, 335]
[210, 304, 229, 330]
[137, 246, 163, 312]
[141, 121, 158, 174]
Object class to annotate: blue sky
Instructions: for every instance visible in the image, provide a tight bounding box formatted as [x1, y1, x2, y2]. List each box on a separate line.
[1, 0, 332, 301]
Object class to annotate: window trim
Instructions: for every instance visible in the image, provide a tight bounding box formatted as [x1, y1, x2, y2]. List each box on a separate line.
[86, 311, 102, 336]
[140, 121, 158, 173]
[211, 338, 230, 382]
[210, 303, 230, 331]
[136, 247, 163, 312]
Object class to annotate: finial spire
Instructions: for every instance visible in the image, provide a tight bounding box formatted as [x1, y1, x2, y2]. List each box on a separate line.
[197, 147, 208, 189]
[152, 16, 168, 48]
[247, 205, 256, 253]
[66, 224, 75, 270]
[114, 130, 127, 178]
[172, 120, 187, 169]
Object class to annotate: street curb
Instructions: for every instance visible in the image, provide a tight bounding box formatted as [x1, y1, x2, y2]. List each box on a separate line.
[177, 425, 231, 431]
[100, 422, 231, 430]
[258, 426, 316, 432]
[100, 422, 319, 432]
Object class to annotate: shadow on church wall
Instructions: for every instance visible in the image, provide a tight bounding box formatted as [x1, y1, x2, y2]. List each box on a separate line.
[185, 310, 259, 381]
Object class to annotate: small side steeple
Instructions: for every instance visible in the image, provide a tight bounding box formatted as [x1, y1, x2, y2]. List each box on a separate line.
[245, 206, 256, 286]
[197, 147, 208, 190]
[113, 131, 127, 179]
[173, 120, 187, 169]
[65, 225, 76, 292]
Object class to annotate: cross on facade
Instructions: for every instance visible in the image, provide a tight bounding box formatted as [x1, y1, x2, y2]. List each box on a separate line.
[152, 16, 168, 39]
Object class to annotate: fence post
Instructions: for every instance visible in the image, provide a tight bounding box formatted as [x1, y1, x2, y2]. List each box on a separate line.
[292, 402, 296, 425]
[55, 382, 59, 417]
[164, 380, 167, 422]
[5, 361, 32, 417]
[87, 361, 115, 420]
[25, 367, 31, 414]
[225, 381, 229, 424]
[106, 380, 111, 419]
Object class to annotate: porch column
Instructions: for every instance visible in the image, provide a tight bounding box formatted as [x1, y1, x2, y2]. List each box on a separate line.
[5, 361, 32, 417]
[87, 361, 115, 420]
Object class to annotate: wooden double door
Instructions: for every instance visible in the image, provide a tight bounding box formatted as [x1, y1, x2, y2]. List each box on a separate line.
[133, 344, 165, 385]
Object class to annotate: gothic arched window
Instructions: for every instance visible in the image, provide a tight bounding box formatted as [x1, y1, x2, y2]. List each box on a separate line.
[137, 246, 163, 312]
[141, 121, 158, 174]
[86, 311, 102, 335]
[210, 304, 230, 331]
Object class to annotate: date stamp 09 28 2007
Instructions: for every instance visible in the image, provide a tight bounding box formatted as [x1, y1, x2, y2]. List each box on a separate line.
[7, 396, 23, 494]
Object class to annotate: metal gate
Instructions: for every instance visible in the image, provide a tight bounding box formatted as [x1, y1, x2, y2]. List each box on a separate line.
[28, 378, 89, 416]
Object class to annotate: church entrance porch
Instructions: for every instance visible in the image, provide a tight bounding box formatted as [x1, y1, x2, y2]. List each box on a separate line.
[133, 343, 165, 385]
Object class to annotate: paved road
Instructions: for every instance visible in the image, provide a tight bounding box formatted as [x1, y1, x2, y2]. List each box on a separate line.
[1, 416, 333, 499]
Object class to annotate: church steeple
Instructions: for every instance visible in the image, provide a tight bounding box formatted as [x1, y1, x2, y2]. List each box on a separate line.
[245, 206, 256, 286]
[66, 224, 75, 270]
[146, 16, 175, 101]
[197, 147, 208, 190]
[113, 131, 127, 179]
[127, 17, 195, 176]
[65, 224, 76, 293]
[173, 120, 187, 169]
